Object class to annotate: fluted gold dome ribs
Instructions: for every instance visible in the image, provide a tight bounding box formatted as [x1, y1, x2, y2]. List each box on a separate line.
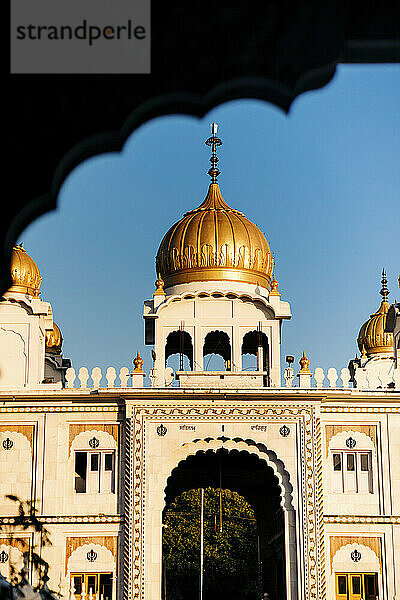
[156, 124, 274, 289]
[45, 321, 63, 354]
[9, 244, 42, 297]
[156, 183, 273, 288]
[357, 270, 393, 356]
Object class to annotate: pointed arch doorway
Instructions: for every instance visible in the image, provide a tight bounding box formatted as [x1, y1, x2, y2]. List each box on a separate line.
[162, 447, 297, 600]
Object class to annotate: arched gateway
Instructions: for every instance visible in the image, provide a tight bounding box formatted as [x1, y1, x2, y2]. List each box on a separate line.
[126, 405, 320, 600]
[163, 443, 297, 600]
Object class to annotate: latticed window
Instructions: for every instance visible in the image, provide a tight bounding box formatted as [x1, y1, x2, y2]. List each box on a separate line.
[74, 451, 115, 493]
[331, 451, 373, 493]
[71, 572, 113, 600]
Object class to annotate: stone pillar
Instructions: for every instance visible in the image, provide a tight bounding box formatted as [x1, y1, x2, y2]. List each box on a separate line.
[297, 351, 312, 388]
[131, 351, 145, 387]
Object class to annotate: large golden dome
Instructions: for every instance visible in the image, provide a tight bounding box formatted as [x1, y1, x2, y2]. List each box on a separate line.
[357, 271, 393, 356]
[156, 125, 274, 289]
[9, 244, 42, 297]
[45, 321, 63, 354]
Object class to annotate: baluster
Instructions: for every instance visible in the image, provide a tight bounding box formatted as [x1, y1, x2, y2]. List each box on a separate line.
[119, 366, 130, 387]
[340, 367, 350, 388]
[106, 367, 117, 388]
[91, 367, 102, 388]
[78, 367, 89, 388]
[313, 367, 325, 389]
[327, 368, 337, 388]
[81, 581, 86, 600]
[65, 367, 76, 389]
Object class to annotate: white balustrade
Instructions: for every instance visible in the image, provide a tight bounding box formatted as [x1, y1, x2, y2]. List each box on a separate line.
[63, 363, 398, 391]
[62, 365, 139, 388]
[293, 364, 400, 390]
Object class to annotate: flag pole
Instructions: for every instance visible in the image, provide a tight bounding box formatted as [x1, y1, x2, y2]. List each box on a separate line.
[200, 488, 204, 600]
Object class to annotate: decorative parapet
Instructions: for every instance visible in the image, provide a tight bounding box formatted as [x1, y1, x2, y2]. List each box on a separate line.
[65, 366, 145, 389]
[288, 365, 399, 390]
[63, 363, 399, 391]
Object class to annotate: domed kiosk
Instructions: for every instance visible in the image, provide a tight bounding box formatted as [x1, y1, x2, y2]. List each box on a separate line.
[349, 270, 395, 388]
[0, 244, 69, 388]
[144, 125, 291, 388]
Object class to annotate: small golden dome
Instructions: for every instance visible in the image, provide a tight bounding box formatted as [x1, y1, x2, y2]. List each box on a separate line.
[9, 244, 42, 297]
[45, 321, 63, 354]
[357, 271, 393, 356]
[156, 183, 273, 288]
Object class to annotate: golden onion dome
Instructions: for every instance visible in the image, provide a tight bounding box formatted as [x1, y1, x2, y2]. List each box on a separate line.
[156, 125, 274, 289]
[45, 321, 63, 354]
[9, 244, 42, 297]
[357, 270, 393, 356]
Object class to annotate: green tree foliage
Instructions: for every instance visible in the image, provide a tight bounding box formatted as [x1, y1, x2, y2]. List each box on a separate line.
[162, 488, 259, 600]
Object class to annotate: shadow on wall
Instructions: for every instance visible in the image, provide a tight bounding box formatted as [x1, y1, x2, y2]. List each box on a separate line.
[0, 495, 58, 599]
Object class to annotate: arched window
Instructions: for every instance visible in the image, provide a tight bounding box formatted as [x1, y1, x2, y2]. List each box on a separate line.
[241, 330, 269, 380]
[165, 330, 193, 371]
[203, 330, 231, 371]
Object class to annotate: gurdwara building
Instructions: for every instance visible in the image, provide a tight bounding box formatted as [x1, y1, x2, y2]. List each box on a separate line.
[0, 126, 399, 600]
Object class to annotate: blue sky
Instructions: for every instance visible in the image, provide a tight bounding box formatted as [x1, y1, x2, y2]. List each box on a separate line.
[21, 65, 399, 381]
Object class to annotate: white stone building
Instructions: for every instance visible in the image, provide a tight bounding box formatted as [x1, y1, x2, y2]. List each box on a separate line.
[0, 126, 399, 600]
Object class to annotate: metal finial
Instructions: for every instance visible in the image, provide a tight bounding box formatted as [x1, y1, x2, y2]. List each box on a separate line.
[205, 122, 222, 183]
[380, 268, 389, 302]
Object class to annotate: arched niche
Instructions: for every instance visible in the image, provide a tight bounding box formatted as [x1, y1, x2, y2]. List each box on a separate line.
[67, 543, 116, 574]
[241, 330, 269, 375]
[203, 330, 231, 371]
[165, 330, 193, 371]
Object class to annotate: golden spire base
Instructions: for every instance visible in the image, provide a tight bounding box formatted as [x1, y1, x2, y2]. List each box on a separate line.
[153, 274, 166, 296]
[299, 351, 311, 374]
[133, 351, 144, 373]
[269, 274, 280, 297]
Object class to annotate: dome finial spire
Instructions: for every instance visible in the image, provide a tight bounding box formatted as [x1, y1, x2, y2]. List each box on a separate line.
[380, 268, 389, 302]
[205, 122, 222, 183]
